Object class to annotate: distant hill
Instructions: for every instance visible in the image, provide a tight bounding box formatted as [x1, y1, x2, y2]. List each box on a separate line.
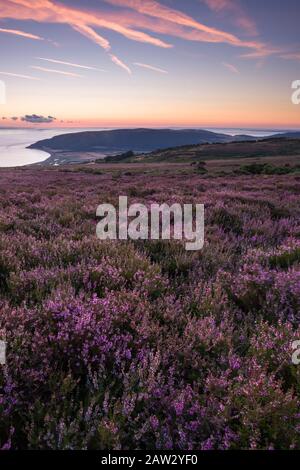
[265, 131, 300, 140]
[28, 128, 256, 153]
[106, 137, 300, 163]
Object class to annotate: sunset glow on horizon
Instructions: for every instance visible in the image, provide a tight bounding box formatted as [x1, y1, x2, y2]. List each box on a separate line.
[0, 0, 300, 129]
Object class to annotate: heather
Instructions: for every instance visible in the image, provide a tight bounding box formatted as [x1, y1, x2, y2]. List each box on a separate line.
[0, 166, 300, 450]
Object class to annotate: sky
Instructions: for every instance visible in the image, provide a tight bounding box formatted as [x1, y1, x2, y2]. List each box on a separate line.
[0, 0, 299, 128]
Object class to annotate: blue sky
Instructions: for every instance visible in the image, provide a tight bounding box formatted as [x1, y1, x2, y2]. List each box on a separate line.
[0, 0, 299, 128]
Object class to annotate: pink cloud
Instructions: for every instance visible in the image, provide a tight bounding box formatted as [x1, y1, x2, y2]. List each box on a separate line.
[0, 0, 289, 69]
[109, 54, 132, 75]
[0, 71, 40, 80]
[240, 46, 283, 59]
[36, 57, 106, 71]
[1, 0, 171, 48]
[280, 53, 300, 61]
[30, 65, 82, 77]
[202, 0, 258, 36]
[0, 0, 171, 74]
[104, 0, 288, 61]
[222, 61, 239, 74]
[0, 26, 44, 40]
[104, 0, 261, 49]
[134, 62, 168, 74]
[71, 24, 111, 51]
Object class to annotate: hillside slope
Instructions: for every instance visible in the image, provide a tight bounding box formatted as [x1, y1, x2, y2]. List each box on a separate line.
[105, 138, 300, 163]
[28, 128, 252, 153]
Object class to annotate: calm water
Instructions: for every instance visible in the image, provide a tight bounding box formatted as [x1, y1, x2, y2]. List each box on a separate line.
[0, 127, 286, 167]
[204, 128, 284, 137]
[0, 128, 106, 167]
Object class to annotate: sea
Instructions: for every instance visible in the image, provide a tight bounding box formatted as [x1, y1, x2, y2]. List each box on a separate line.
[0, 127, 292, 168]
[0, 127, 108, 168]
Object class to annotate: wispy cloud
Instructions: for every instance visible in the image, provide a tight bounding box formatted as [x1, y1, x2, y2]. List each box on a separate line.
[104, 0, 265, 51]
[222, 62, 240, 74]
[134, 62, 168, 74]
[0, 0, 289, 69]
[30, 66, 82, 77]
[202, 0, 258, 36]
[0, 71, 40, 80]
[0, 27, 43, 40]
[36, 57, 106, 71]
[109, 55, 131, 75]
[1, 0, 171, 74]
[71, 24, 111, 51]
[280, 52, 300, 61]
[240, 46, 282, 59]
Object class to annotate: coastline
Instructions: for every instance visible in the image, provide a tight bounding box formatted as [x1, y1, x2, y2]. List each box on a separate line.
[30, 147, 104, 166]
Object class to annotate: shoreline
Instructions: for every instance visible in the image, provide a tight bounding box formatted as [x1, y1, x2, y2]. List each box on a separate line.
[29, 148, 106, 166]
